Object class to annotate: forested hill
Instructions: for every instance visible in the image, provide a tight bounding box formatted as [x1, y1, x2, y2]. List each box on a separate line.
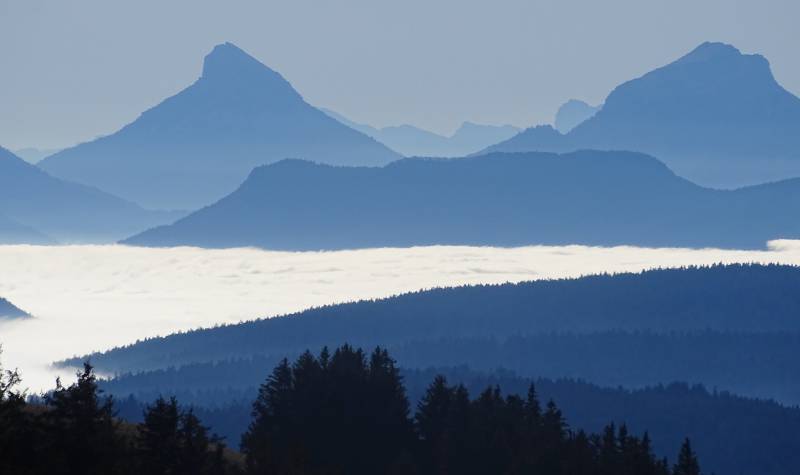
[123, 151, 800, 250]
[110, 366, 800, 475]
[73, 264, 800, 374]
[101, 331, 800, 405]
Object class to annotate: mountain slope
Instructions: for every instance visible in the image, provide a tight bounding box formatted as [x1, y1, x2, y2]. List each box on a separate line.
[0, 212, 53, 245]
[71, 264, 800, 373]
[124, 150, 800, 250]
[486, 42, 800, 187]
[323, 109, 520, 157]
[39, 43, 400, 210]
[0, 147, 179, 243]
[0, 297, 30, 319]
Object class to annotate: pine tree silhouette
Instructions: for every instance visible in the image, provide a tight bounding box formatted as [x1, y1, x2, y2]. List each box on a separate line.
[673, 438, 702, 475]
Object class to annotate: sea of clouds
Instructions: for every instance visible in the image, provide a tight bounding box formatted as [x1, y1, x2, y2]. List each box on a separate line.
[2, 241, 800, 392]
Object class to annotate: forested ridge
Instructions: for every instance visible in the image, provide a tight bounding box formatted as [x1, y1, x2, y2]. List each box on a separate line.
[104, 331, 800, 404]
[109, 364, 800, 475]
[70, 264, 800, 373]
[2, 348, 710, 474]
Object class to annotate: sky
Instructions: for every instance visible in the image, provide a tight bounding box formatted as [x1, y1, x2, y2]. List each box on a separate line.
[1, 0, 798, 150]
[2, 241, 800, 392]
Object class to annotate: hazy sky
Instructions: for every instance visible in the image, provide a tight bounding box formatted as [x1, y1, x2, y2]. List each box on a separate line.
[1, 0, 798, 149]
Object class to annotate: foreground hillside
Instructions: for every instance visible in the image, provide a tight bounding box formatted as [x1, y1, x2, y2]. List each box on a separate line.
[109, 365, 800, 475]
[484, 42, 800, 188]
[71, 264, 800, 403]
[124, 151, 800, 250]
[39, 43, 399, 210]
[4, 351, 712, 475]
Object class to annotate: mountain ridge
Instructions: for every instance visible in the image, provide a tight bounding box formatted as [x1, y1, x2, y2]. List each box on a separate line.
[0, 147, 179, 243]
[322, 108, 520, 157]
[39, 42, 400, 210]
[484, 42, 800, 187]
[123, 150, 800, 250]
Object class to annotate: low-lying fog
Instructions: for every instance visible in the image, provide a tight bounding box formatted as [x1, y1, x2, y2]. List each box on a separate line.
[2, 241, 800, 392]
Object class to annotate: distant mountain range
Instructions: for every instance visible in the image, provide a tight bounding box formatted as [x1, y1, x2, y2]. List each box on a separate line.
[123, 150, 800, 250]
[0, 297, 29, 319]
[323, 109, 520, 157]
[0, 147, 180, 243]
[485, 42, 800, 188]
[38, 43, 400, 210]
[553, 99, 600, 133]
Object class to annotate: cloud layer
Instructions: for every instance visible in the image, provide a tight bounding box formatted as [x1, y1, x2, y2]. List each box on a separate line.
[2, 242, 799, 391]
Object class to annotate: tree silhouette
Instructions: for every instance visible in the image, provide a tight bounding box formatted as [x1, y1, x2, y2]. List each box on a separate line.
[43, 363, 122, 475]
[674, 438, 702, 475]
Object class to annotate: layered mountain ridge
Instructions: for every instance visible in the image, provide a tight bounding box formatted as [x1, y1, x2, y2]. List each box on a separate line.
[123, 150, 800, 250]
[0, 147, 179, 243]
[485, 42, 800, 187]
[39, 43, 400, 210]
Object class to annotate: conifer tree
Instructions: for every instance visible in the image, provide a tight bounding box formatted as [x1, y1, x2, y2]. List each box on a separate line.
[138, 396, 181, 475]
[43, 363, 122, 475]
[673, 438, 701, 475]
[0, 350, 37, 475]
[241, 358, 294, 474]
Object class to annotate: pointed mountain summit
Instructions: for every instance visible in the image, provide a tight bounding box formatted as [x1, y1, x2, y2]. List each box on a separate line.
[40, 43, 400, 210]
[485, 42, 800, 187]
[199, 42, 301, 101]
[0, 147, 178, 243]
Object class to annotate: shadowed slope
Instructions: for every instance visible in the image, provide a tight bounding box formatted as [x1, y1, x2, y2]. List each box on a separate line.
[0, 147, 179, 243]
[124, 150, 800, 250]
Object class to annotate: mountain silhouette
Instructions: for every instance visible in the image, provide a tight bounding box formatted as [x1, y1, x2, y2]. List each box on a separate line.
[554, 99, 600, 133]
[39, 43, 400, 210]
[485, 42, 800, 187]
[0, 147, 180, 243]
[123, 150, 800, 250]
[0, 212, 52, 245]
[323, 109, 520, 157]
[0, 297, 29, 319]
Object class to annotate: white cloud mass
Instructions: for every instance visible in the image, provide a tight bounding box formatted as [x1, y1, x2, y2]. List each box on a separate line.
[1, 242, 800, 392]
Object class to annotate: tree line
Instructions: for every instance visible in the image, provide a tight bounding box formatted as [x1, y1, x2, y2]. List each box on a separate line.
[71, 263, 800, 374]
[2, 346, 703, 474]
[1, 359, 231, 475]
